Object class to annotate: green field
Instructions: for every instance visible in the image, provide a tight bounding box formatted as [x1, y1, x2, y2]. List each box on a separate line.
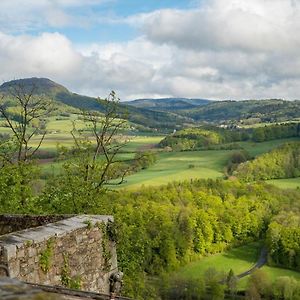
[176, 242, 300, 290]
[266, 177, 300, 189]
[117, 137, 300, 189]
[121, 136, 164, 153]
[179, 243, 261, 280]
[117, 150, 230, 189]
[35, 136, 296, 190]
[2, 115, 299, 189]
[239, 137, 300, 157]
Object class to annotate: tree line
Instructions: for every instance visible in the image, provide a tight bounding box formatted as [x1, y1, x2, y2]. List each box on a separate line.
[159, 123, 300, 151]
[37, 179, 300, 298]
[234, 142, 300, 181]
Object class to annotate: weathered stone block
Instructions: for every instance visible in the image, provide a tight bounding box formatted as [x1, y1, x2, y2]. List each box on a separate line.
[0, 215, 116, 294]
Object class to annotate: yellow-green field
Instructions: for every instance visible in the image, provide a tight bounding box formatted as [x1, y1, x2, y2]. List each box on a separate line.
[176, 242, 300, 290]
[116, 150, 229, 189]
[239, 137, 300, 157]
[266, 177, 300, 189]
[1, 115, 299, 190]
[116, 137, 300, 190]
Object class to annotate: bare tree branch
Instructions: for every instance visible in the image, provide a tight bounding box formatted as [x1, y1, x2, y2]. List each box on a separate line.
[0, 82, 52, 163]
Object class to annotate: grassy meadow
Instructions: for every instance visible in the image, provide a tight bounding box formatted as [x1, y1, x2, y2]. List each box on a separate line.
[1, 114, 300, 190]
[176, 242, 300, 290]
[116, 137, 300, 190]
[239, 137, 300, 156]
[266, 177, 300, 189]
[116, 150, 229, 189]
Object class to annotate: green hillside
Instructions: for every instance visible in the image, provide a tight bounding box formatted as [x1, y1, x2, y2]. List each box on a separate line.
[181, 99, 300, 123]
[126, 97, 212, 111]
[0, 78, 192, 130]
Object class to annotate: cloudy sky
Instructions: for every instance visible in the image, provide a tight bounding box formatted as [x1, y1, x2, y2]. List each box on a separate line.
[0, 0, 299, 100]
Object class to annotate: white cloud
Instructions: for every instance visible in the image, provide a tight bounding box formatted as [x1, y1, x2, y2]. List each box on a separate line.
[0, 31, 82, 86]
[1, 0, 300, 100]
[138, 0, 300, 54]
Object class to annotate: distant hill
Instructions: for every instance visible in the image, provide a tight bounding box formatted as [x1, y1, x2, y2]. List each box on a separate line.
[0, 78, 192, 130]
[127, 98, 212, 111]
[0, 77, 69, 96]
[182, 99, 300, 123]
[127, 97, 300, 124]
[2, 78, 299, 128]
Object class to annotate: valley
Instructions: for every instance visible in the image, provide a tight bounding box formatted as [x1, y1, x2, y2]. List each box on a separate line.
[0, 78, 300, 299]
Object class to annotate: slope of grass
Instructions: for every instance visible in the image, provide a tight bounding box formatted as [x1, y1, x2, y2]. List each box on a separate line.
[266, 177, 300, 189]
[179, 243, 261, 280]
[121, 136, 164, 152]
[176, 242, 300, 290]
[239, 137, 300, 157]
[117, 150, 230, 189]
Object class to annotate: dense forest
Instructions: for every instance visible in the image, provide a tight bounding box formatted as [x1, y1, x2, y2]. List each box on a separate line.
[234, 142, 300, 181]
[127, 98, 300, 124]
[159, 123, 300, 151]
[180, 99, 300, 123]
[1, 165, 299, 298]
[267, 210, 300, 272]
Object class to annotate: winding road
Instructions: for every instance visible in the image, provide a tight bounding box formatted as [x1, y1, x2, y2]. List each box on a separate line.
[236, 247, 268, 279]
[219, 246, 268, 285]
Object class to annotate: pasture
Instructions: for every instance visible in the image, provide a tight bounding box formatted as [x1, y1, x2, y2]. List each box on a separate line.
[117, 150, 229, 189]
[1, 113, 299, 190]
[117, 137, 300, 189]
[239, 137, 300, 157]
[176, 242, 300, 290]
[266, 177, 300, 189]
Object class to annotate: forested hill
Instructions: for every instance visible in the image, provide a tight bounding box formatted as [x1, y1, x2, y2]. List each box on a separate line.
[127, 98, 300, 123]
[2, 78, 300, 128]
[234, 141, 300, 182]
[0, 77, 69, 96]
[126, 98, 212, 111]
[180, 99, 300, 123]
[0, 78, 192, 130]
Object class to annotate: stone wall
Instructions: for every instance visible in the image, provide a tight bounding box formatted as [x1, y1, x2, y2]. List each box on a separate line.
[0, 215, 117, 294]
[0, 215, 68, 235]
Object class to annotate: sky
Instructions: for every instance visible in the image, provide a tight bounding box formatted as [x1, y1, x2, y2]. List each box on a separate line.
[0, 0, 300, 101]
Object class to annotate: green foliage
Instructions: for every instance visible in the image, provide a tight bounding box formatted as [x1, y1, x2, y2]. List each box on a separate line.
[159, 127, 224, 151]
[252, 123, 300, 142]
[266, 212, 300, 271]
[226, 150, 252, 175]
[160, 275, 206, 300]
[234, 142, 300, 181]
[132, 151, 157, 171]
[226, 269, 237, 293]
[160, 123, 300, 152]
[61, 253, 82, 290]
[83, 219, 93, 230]
[246, 271, 300, 300]
[38, 178, 300, 299]
[245, 269, 271, 299]
[272, 276, 300, 299]
[0, 161, 40, 213]
[98, 222, 113, 272]
[39, 238, 54, 273]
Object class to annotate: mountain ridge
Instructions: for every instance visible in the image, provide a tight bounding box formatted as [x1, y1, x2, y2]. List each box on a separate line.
[0, 78, 192, 130]
[1, 77, 300, 128]
[126, 97, 212, 111]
